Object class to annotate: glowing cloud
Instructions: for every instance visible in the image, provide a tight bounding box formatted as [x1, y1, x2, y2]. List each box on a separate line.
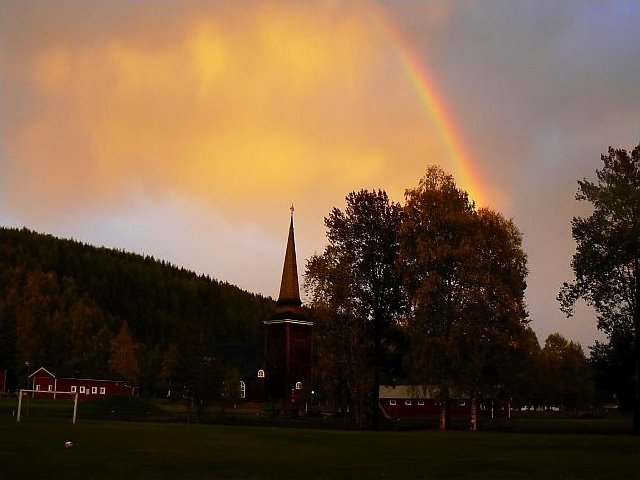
[2, 1, 481, 230]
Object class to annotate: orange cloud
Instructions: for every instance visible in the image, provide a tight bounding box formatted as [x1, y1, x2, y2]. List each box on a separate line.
[33, 46, 70, 93]
[4, 1, 465, 230]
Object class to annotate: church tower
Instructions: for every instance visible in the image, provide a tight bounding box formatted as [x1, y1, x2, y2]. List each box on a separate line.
[263, 207, 313, 400]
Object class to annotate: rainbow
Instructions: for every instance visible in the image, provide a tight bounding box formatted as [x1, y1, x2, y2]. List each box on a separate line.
[369, 4, 487, 207]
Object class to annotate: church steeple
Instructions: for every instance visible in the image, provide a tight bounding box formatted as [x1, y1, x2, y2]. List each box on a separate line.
[263, 205, 313, 400]
[277, 205, 301, 308]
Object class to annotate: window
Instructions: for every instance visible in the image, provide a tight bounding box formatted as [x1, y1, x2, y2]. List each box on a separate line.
[239, 381, 246, 399]
[48, 385, 53, 391]
[405, 400, 412, 406]
[295, 382, 302, 390]
[35, 385, 41, 391]
[389, 400, 396, 406]
[418, 400, 425, 406]
[257, 369, 265, 378]
[71, 386, 77, 393]
[91, 387, 97, 394]
[80, 386, 85, 393]
[100, 387, 106, 395]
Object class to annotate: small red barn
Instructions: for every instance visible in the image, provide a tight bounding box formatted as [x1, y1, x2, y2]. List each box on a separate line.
[379, 385, 507, 419]
[28, 367, 138, 399]
[379, 385, 472, 418]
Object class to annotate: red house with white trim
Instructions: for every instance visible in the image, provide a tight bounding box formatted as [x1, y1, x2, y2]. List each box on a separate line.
[380, 385, 472, 417]
[379, 385, 507, 419]
[28, 367, 138, 399]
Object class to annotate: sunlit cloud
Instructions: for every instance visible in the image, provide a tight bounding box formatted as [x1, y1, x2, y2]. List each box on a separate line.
[3, 1, 461, 229]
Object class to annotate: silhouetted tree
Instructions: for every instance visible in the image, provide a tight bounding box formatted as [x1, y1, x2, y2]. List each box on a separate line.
[559, 144, 639, 433]
[400, 166, 529, 430]
[305, 190, 403, 429]
[538, 333, 592, 411]
[590, 328, 635, 411]
[399, 167, 474, 429]
[454, 208, 529, 429]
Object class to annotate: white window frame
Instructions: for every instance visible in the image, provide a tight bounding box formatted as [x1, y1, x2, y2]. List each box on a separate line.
[71, 386, 77, 393]
[91, 386, 97, 394]
[405, 400, 412, 406]
[418, 400, 425, 406]
[389, 400, 396, 406]
[295, 381, 302, 390]
[257, 369, 265, 378]
[35, 384, 41, 391]
[100, 387, 106, 395]
[48, 384, 53, 392]
[79, 386, 85, 393]
[239, 381, 246, 399]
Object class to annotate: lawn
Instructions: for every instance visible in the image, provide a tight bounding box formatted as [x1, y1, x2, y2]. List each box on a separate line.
[1, 418, 639, 479]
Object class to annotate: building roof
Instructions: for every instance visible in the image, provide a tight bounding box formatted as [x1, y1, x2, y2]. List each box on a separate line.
[379, 385, 470, 400]
[29, 366, 136, 385]
[270, 208, 309, 322]
[277, 213, 301, 308]
[29, 367, 55, 378]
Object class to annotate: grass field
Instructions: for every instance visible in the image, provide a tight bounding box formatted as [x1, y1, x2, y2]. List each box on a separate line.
[2, 418, 639, 479]
[1, 397, 638, 479]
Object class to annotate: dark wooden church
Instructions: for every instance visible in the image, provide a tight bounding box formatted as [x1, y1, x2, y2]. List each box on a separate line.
[263, 208, 313, 401]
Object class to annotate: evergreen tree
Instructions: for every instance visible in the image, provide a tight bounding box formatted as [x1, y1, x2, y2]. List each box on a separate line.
[109, 321, 141, 383]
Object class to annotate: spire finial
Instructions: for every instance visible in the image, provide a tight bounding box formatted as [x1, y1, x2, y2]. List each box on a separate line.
[290, 203, 295, 218]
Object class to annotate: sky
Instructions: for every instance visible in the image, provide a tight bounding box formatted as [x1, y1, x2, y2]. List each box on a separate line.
[1, 0, 638, 350]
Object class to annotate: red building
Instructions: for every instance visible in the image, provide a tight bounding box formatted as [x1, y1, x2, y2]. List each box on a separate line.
[379, 385, 506, 419]
[28, 367, 138, 399]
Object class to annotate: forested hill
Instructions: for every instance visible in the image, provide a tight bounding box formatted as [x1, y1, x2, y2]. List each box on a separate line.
[0, 227, 275, 394]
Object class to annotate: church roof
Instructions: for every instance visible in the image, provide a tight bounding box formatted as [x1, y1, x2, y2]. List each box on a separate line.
[277, 211, 302, 308]
[271, 207, 307, 321]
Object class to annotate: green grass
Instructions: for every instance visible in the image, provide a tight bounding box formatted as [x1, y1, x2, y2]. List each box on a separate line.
[1, 418, 638, 479]
[1, 397, 637, 479]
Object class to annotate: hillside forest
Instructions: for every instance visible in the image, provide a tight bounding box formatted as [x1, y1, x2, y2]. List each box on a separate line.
[0, 226, 273, 400]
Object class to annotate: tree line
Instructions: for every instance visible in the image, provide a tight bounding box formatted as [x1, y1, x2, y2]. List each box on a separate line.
[306, 148, 638, 432]
[0, 227, 274, 399]
[305, 166, 531, 430]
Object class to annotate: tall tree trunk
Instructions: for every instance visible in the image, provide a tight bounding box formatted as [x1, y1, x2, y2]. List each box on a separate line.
[371, 310, 382, 430]
[633, 262, 639, 435]
[439, 386, 449, 431]
[470, 396, 478, 431]
[633, 331, 639, 435]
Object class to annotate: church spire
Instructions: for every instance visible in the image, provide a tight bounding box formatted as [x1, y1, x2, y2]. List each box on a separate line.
[277, 205, 301, 307]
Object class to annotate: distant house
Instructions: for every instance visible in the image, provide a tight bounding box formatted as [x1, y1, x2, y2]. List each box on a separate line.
[380, 385, 507, 419]
[379, 385, 467, 417]
[28, 367, 138, 399]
